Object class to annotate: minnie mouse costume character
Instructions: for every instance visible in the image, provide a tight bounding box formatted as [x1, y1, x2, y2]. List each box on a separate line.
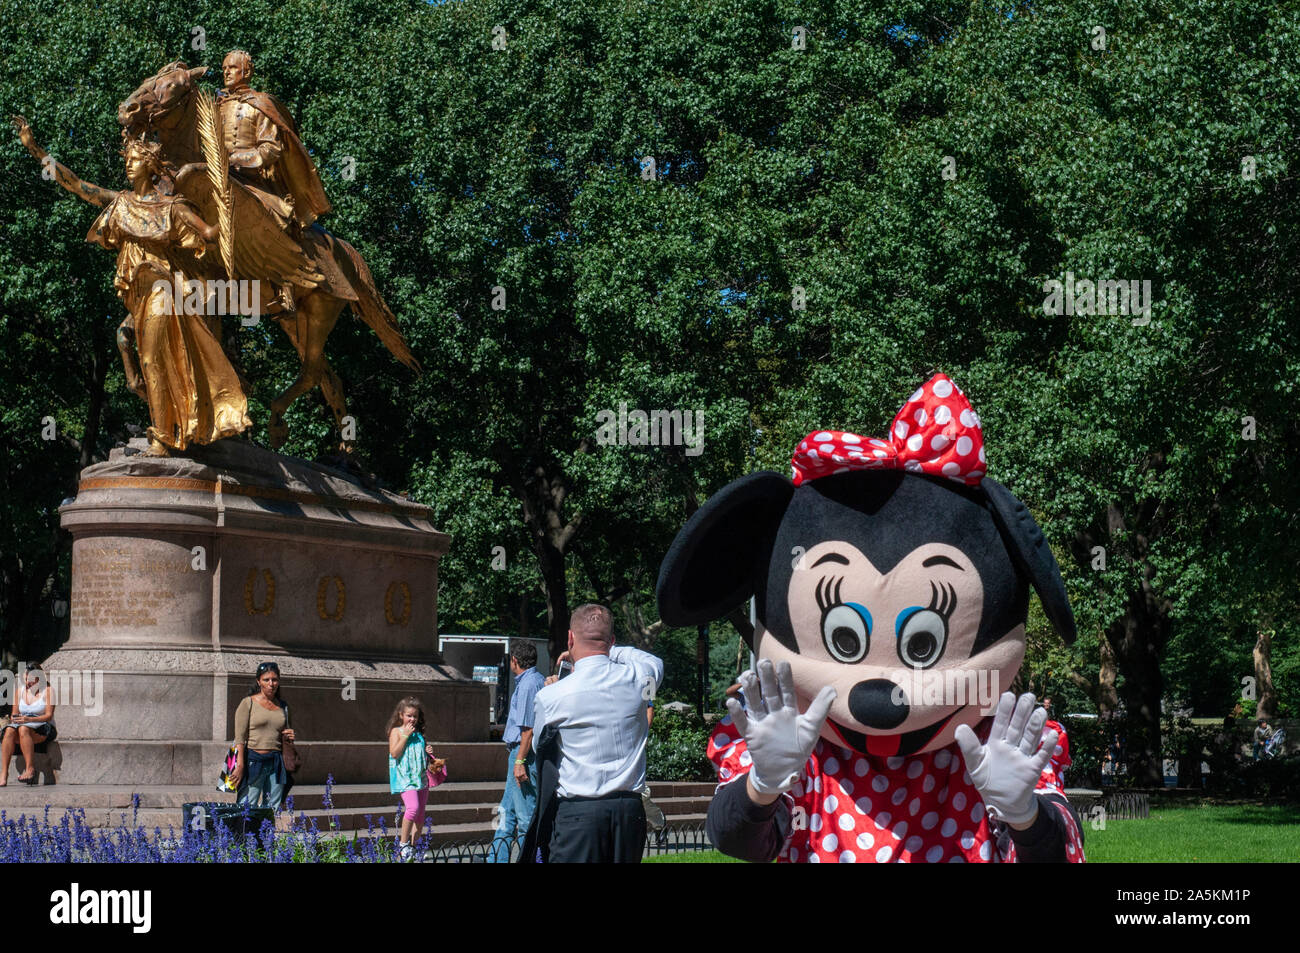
[656, 374, 1085, 863]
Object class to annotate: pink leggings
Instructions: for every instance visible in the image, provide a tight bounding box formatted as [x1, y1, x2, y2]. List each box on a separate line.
[400, 788, 429, 825]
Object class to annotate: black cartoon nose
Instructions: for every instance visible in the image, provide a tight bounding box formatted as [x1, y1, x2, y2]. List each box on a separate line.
[848, 679, 908, 729]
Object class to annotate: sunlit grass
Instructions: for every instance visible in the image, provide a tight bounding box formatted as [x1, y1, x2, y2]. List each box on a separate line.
[645, 804, 1300, 863]
[645, 849, 739, 863]
[1085, 803, 1300, 863]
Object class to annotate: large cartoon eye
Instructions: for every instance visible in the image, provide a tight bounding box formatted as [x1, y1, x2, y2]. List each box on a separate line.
[815, 576, 872, 663]
[821, 603, 871, 663]
[894, 581, 956, 669]
[896, 609, 947, 668]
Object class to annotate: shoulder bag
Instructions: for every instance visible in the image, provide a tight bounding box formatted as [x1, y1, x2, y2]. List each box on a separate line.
[280, 702, 303, 774]
[217, 698, 251, 793]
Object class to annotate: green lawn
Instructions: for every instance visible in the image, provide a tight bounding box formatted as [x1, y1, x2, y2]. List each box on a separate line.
[1084, 803, 1300, 862]
[645, 849, 738, 863]
[646, 804, 1300, 863]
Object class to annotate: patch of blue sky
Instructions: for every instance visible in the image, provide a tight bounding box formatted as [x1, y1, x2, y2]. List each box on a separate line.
[886, 24, 924, 47]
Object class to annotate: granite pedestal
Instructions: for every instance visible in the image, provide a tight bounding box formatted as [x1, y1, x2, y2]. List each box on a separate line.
[46, 438, 487, 785]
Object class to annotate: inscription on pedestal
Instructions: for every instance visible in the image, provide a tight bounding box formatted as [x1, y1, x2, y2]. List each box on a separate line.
[69, 544, 190, 629]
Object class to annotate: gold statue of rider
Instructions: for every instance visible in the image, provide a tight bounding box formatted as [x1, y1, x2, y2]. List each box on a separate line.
[217, 49, 332, 315]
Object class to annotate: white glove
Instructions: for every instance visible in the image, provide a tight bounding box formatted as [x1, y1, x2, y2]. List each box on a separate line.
[955, 691, 1057, 827]
[727, 659, 837, 795]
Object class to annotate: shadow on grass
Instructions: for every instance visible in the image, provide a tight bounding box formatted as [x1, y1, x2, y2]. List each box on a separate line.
[1199, 804, 1300, 826]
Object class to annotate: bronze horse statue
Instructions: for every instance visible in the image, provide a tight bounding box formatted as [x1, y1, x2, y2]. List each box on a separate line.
[117, 61, 419, 449]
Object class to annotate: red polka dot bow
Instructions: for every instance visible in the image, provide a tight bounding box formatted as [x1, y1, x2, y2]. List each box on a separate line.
[791, 374, 987, 487]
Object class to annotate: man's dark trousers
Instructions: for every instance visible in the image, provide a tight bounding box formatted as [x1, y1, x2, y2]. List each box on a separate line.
[547, 791, 646, 863]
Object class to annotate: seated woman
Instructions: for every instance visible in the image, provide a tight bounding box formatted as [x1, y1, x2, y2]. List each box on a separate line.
[0, 664, 56, 785]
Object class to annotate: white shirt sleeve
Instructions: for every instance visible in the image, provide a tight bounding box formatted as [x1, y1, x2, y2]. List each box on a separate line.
[531, 689, 554, 755]
[608, 645, 664, 695]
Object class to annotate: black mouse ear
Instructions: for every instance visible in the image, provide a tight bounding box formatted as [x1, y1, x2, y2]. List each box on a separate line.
[657, 471, 793, 628]
[981, 477, 1077, 645]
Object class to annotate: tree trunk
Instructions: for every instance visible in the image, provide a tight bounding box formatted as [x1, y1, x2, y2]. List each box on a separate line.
[14, 545, 59, 662]
[1097, 633, 1119, 717]
[532, 535, 570, 659]
[1254, 627, 1277, 720]
[1108, 580, 1171, 787]
[1176, 737, 1201, 788]
[511, 454, 584, 660]
[81, 342, 109, 472]
[1078, 494, 1170, 785]
[0, 553, 26, 657]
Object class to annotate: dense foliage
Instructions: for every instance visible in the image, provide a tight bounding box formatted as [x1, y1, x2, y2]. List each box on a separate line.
[647, 706, 716, 782]
[2, 0, 1297, 780]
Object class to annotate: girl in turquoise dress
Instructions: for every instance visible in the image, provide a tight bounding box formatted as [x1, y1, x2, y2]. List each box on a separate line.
[387, 697, 436, 861]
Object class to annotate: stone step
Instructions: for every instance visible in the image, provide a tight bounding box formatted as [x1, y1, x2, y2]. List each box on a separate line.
[0, 804, 715, 837]
[284, 795, 717, 833]
[646, 782, 715, 797]
[44, 740, 509, 785]
[336, 813, 713, 850]
[0, 782, 717, 831]
[0, 779, 713, 808]
[30, 734, 724, 789]
[0, 781, 503, 810]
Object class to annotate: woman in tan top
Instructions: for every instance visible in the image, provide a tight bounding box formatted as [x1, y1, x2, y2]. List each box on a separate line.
[231, 662, 296, 809]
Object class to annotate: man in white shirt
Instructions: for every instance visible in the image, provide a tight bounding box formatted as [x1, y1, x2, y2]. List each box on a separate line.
[530, 603, 664, 862]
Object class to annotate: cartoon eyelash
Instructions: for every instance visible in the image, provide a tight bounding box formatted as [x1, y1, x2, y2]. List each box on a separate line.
[927, 580, 957, 617]
[816, 576, 844, 611]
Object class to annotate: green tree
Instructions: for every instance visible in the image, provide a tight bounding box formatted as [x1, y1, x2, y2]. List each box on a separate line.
[3, 1, 1297, 785]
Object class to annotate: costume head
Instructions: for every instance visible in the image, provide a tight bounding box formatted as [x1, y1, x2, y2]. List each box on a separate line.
[657, 374, 1075, 756]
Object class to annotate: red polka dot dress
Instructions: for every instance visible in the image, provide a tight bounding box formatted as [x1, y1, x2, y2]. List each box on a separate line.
[1045, 718, 1072, 783]
[707, 717, 1085, 863]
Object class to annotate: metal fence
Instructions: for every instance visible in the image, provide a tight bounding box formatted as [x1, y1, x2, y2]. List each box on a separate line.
[1065, 789, 1151, 821]
[1103, 792, 1151, 819]
[418, 822, 714, 863]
